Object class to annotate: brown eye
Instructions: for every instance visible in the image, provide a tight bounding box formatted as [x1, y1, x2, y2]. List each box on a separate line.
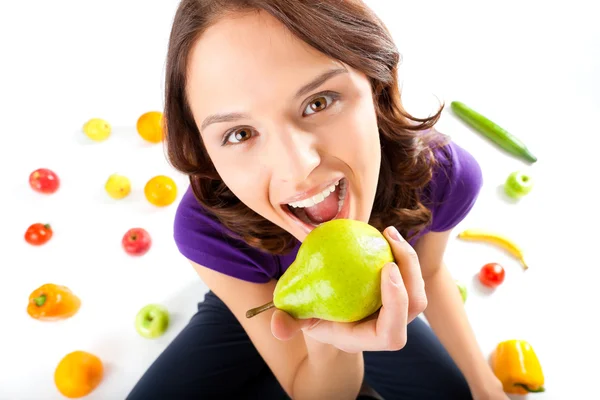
[225, 127, 255, 144]
[304, 93, 336, 116]
[310, 97, 327, 112]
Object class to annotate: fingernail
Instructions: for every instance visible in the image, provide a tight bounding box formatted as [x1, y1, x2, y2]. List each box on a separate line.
[388, 226, 404, 242]
[388, 263, 402, 286]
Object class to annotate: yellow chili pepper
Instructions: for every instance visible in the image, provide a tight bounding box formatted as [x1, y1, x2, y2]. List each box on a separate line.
[491, 339, 545, 394]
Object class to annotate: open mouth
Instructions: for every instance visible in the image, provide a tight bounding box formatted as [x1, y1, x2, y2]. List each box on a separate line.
[282, 177, 351, 233]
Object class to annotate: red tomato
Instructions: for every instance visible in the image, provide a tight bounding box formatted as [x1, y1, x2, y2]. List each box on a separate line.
[25, 223, 53, 245]
[122, 228, 152, 256]
[29, 168, 60, 194]
[479, 263, 505, 288]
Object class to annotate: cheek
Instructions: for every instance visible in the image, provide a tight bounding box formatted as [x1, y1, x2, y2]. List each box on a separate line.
[327, 100, 380, 168]
[212, 157, 272, 213]
[356, 103, 381, 155]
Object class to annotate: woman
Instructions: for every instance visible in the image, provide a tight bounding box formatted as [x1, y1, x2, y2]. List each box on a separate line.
[127, 0, 508, 399]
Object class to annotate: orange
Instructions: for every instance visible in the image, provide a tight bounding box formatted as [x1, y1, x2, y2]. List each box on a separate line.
[136, 111, 163, 143]
[144, 175, 177, 207]
[54, 351, 103, 398]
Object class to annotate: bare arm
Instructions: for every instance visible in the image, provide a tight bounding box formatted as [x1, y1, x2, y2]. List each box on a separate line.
[292, 337, 363, 399]
[414, 231, 506, 397]
[190, 261, 363, 399]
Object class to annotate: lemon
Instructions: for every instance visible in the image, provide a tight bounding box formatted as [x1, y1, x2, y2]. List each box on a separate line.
[137, 111, 164, 143]
[83, 118, 112, 141]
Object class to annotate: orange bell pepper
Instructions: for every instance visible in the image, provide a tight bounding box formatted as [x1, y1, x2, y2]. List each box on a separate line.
[491, 339, 545, 394]
[27, 284, 81, 321]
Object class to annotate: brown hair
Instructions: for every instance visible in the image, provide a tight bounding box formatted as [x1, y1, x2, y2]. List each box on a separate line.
[164, 0, 447, 254]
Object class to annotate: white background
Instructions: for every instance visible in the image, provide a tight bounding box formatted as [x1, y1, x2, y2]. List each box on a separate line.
[1, 1, 598, 399]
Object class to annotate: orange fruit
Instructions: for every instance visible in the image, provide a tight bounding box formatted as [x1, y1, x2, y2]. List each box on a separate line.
[54, 351, 103, 398]
[144, 175, 177, 207]
[136, 111, 163, 143]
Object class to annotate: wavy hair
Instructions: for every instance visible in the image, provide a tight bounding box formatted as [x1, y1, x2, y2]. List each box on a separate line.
[164, 0, 447, 254]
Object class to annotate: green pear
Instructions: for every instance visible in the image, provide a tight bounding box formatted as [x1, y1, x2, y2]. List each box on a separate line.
[456, 280, 468, 303]
[246, 219, 395, 322]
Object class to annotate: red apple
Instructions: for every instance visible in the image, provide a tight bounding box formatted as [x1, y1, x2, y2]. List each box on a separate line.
[29, 168, 60, 194]
[122, 228, 152, 256]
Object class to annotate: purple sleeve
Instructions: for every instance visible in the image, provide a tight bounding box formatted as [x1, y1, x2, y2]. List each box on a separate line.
[427, 141, 483, 232]
[173, 187, 278, 283]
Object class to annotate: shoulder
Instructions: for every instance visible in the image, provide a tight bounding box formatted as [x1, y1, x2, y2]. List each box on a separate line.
[173, 186, 281, 283]
[423, 138, 483, 233]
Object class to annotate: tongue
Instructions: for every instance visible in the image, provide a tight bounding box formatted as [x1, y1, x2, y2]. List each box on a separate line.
[304, 189, 339, 224]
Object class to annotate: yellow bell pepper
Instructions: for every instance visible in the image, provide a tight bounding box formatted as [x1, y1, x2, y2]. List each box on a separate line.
[491, 339, 545, 394]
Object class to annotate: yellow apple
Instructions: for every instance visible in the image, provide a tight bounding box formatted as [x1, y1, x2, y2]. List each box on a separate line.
[105, 174, 131, 199]
[83, 118, 111, 142]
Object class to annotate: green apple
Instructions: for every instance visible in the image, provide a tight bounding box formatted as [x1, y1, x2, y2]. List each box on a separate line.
[105, 173, 131, 199]
[456, 281, 467, 303]
[135, 304, 169, 339]
[504, 170, 534, 199]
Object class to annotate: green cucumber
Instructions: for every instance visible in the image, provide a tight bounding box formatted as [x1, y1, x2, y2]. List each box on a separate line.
[450, 101, 537, 163]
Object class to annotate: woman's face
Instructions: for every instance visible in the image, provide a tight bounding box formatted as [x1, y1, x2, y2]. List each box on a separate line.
[187, 11, 382, 242]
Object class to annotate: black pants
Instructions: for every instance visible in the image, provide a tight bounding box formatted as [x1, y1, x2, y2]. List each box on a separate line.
[127, 291, 472, 399]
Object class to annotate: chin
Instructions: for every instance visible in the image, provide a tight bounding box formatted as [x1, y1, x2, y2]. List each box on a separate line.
[280, 177, 353, 239]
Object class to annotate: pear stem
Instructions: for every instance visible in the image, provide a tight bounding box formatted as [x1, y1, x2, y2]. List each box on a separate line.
[246, 301, 275, 318]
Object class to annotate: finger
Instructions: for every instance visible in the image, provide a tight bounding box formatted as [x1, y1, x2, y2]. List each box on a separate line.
[374, 262, 409, 350]
[384, 226, 427, 322]
[302, 319, 365, 353]
[271, 310, 319, 341]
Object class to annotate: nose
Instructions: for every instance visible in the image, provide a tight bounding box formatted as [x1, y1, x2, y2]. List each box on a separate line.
[271, 126, 321, 184]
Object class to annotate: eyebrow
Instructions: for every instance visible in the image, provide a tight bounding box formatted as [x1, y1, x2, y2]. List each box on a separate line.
[294, 67, 348, 100]
[201, 112, 250, 132]
[200, 67, 348, 132]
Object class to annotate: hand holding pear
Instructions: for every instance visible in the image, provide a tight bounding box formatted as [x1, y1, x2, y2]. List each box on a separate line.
[247, 220, 427, 353]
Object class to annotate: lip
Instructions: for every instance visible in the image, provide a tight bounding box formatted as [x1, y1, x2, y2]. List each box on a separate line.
[283, 178, 352, 235]
[280, 176, 344, 205]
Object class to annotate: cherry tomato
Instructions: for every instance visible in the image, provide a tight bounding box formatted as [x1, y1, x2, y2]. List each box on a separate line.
[29, 168, 60, 194]
[25, 223, 53, 245]
[478, 263, 505, 288]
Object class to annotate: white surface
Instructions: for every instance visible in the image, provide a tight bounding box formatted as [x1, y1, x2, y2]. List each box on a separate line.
[1, 1, 598, 399]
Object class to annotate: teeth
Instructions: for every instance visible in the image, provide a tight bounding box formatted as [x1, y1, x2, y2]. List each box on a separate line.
[301, 197, 316, 208]
[288, 180, 340, 208]
[338, 179, 347, 212]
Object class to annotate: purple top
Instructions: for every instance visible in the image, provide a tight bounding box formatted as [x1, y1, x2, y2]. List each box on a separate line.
[173, 140, 483, 283]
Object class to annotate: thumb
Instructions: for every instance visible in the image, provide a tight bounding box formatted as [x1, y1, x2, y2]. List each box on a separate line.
[271, 310, 319, 341]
